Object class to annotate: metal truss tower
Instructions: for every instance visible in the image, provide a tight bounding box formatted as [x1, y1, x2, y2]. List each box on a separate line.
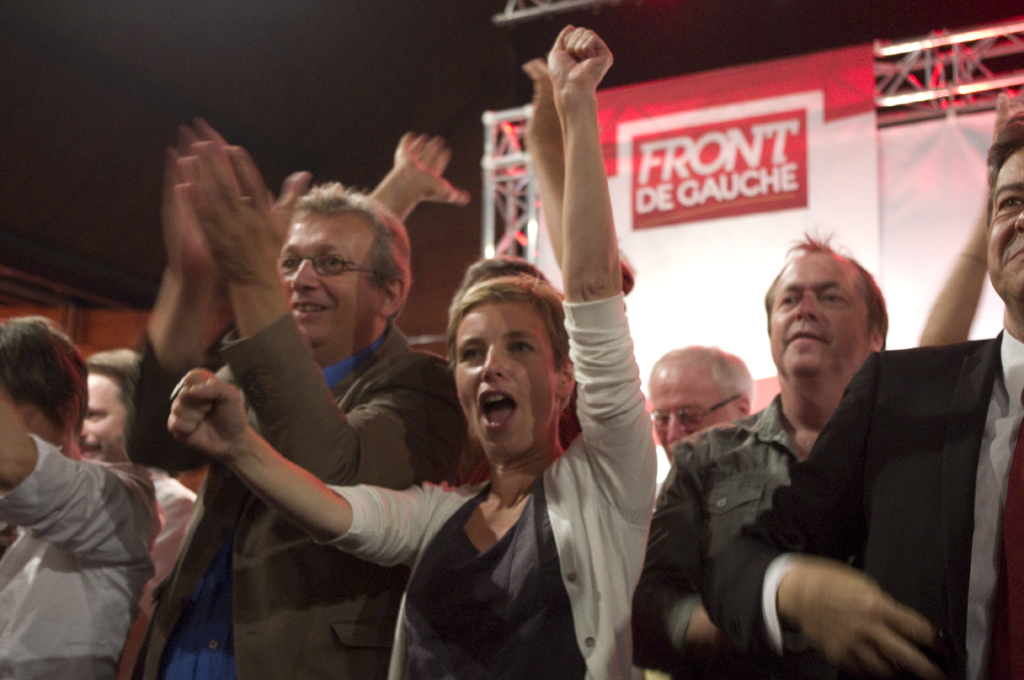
[480, 105, 540, 263]
[482, 15, 1024, 258]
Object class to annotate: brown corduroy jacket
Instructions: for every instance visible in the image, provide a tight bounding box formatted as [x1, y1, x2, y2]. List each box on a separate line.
[128, 315, 466, 680]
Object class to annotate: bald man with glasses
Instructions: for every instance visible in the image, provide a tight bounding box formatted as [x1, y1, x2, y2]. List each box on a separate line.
[648, 347, 752, 465]
[634, 237, 888, 680]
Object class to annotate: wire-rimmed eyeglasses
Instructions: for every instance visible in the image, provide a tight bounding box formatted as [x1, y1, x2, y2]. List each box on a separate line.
[651, 393, 742, 430]
[278, 254, 378, 278]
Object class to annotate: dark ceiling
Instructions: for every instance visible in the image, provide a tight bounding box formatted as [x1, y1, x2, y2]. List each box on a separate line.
[0, 0, 1019, 336]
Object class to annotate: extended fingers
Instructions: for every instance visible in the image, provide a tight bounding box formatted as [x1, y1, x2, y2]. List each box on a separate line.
[228, 146, 272, 213]
[876, 603, 944, 680]
[402, 133, 428, 163]
[420, 136, 450, 174]
[276, 171, 312, 212]
[193, 141, 241, 207]
[193, 118, 230, 148]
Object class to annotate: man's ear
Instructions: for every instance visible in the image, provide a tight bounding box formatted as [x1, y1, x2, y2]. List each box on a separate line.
[869, 329, 884, 353]
[734, 394, 752, 417]
[378, 277, 409, 324]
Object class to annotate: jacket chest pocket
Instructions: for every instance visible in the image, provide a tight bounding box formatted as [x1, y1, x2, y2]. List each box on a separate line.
[705, 481, 768, 559]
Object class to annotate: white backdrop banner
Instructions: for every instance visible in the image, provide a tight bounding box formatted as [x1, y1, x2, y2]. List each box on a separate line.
[532, 48, 998, 481]
[878, 111, 1001, 349]
[549, 45, 881, 393]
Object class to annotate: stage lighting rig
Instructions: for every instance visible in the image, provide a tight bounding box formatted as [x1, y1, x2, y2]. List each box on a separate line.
[492, 0, 622, 27]
[875, 15, 1024, 125]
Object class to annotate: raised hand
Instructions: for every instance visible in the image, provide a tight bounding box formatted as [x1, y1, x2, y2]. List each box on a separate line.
[547, 25, 613, 101]
[371, 132, 470, 221]
[147, 122, 237, 372]
[168, 369, 250, 461]
[179, 139, 310, 287]
[173, 123, 311, 338]
[546, 26, 620, 303]
[162, 149, 218, 287]
[994, 91, 1024, 142]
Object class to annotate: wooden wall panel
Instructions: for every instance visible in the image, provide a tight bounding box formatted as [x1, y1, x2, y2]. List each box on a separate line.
[0, 305, 148, 355]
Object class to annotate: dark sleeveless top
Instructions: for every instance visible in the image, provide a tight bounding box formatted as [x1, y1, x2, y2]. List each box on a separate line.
[403, 478, 587, 680]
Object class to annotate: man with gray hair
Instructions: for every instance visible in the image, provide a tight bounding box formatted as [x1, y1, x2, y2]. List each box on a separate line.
[128, 125, 467, 680]
[648, 346, 753, 464]
[634, 237, 888, 680]
[0, 317, 157, 680]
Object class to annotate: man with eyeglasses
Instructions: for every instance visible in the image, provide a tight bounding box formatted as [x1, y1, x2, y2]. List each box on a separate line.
[127, 125, 468, 680]
[648, 347, 752, 465]
[634, 237, 887, 680]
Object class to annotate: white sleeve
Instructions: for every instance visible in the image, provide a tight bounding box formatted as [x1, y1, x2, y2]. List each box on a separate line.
[326, 482, 477, 568]
[0, 435, 156, 565]
[564, 294, 658, 525]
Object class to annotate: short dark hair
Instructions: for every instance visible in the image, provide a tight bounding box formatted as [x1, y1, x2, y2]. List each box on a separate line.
[764, 236, 889, 348]
[987, 112, 1024, 225]
[0, 317, 88, 432]
[86, 348, 141, 438]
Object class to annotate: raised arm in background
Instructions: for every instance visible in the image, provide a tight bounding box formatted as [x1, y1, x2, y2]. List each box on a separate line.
[919, 92, 1024, 346]
[524, 58, 568, 268]
[370, 132, 470, 221]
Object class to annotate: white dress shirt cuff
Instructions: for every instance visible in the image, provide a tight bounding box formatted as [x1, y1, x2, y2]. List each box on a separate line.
[762, 553, 809, 655]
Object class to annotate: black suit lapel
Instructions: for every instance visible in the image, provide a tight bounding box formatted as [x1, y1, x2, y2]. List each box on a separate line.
[941, 336, 1002, 660]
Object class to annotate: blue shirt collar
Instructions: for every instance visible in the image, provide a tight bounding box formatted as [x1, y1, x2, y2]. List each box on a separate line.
[321, 333, 387, 390]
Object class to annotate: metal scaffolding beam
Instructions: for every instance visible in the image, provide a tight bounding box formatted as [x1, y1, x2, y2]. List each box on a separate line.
[492, 0, 622, 27]
[875, 16, 1024, 126]
[481, 15, 1024, 258]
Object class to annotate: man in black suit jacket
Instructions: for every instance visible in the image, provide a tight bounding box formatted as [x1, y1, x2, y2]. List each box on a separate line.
[703, 112, 1024, 680]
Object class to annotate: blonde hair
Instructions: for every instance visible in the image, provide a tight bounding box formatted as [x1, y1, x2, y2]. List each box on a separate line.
[446, 275, 568, 370]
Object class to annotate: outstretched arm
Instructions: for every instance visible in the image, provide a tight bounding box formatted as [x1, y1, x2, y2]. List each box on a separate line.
[168, 369, 353, 541]
[370, 132, 470, 221]
[548, 26, 621, 303]
[919, 92, 1023, 346]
